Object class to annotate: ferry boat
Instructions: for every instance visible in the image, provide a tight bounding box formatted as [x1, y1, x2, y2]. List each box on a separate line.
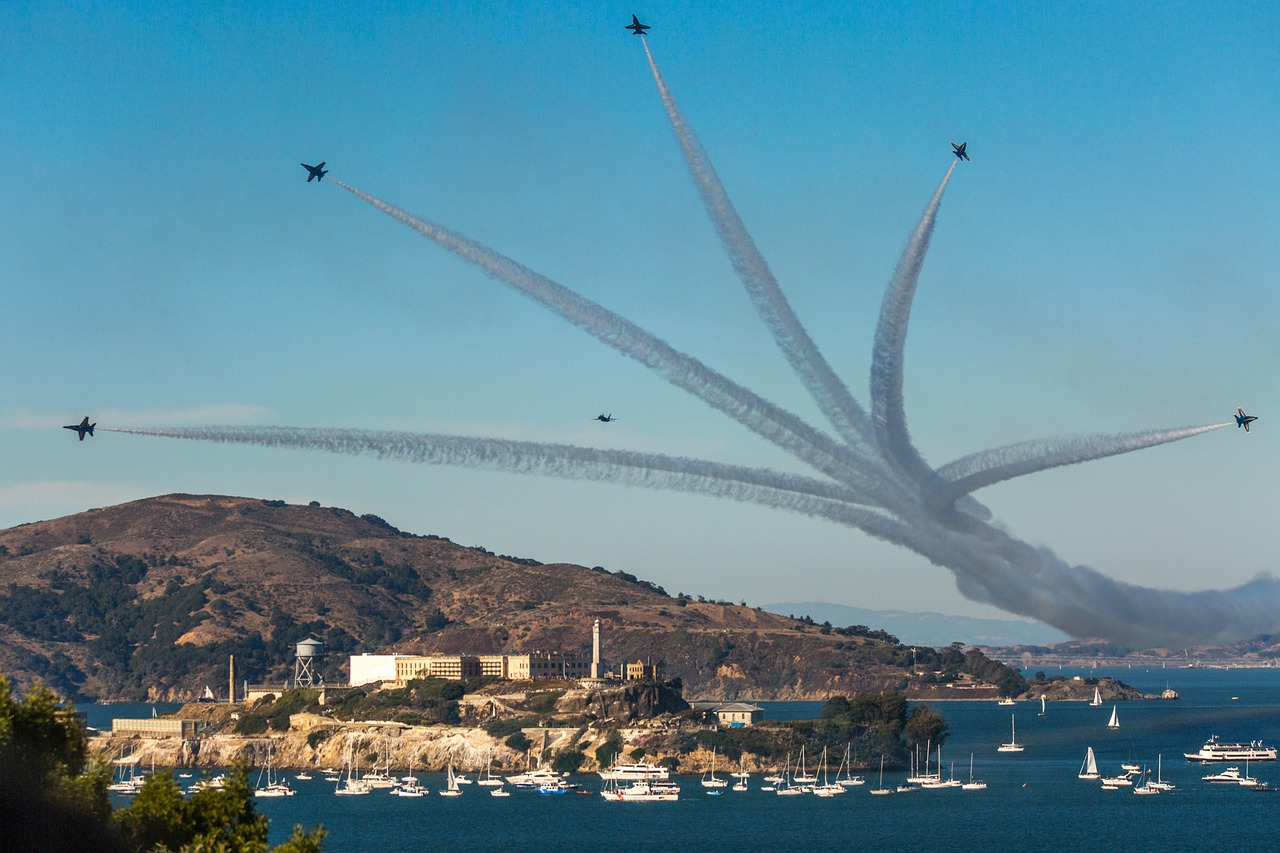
[1184, 735, 1277, 763]
[597, 761, 670, 781]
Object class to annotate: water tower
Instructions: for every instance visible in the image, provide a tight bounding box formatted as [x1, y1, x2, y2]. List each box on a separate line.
[294, 637, 324, 687]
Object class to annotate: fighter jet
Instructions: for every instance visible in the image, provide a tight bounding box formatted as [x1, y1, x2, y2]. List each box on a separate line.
[63, 416, 95, 441]
[1235, 407, 1258, 433]
[301, 161, 328, 183]
[625, 14, 650, 35]
[951, 142, 970, 162]
[594, 414, 618, 423]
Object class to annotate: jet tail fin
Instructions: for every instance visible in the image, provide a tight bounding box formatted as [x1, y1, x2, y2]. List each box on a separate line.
[88, 423, 95, 436]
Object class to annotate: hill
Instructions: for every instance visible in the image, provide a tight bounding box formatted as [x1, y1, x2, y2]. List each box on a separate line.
[0, 494, 1023, 702]
[763, 602, 1070, 647]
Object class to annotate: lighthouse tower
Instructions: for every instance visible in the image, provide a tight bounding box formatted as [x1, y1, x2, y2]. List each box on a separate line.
[590, 618, 603, 679]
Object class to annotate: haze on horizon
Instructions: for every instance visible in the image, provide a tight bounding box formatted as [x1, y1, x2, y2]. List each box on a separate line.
[2, 2, 1276, 630]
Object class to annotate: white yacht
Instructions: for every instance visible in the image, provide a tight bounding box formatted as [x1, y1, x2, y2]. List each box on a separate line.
[601, 778, 679, 802]
[1185, 735, 1277, 763]
[598, 761, 670, 781]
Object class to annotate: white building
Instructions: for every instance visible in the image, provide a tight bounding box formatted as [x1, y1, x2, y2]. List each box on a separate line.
[349, 654, 400, 687]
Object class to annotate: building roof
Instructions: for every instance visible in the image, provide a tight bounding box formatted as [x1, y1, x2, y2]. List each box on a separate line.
[714, 702, 764, 713]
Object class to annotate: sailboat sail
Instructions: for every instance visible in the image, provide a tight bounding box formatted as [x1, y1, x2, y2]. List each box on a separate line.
[1107, 706, 1120, 729]
[1079, 747, 1099, 779]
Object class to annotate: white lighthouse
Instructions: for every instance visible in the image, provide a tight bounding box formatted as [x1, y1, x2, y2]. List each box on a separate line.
[590, 618, 603, 679]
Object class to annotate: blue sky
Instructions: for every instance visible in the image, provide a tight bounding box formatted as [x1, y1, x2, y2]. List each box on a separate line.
[2, 1, 1276, 624]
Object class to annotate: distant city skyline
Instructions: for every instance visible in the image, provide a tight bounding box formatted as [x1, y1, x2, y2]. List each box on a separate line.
[3, 2, 1275, 626]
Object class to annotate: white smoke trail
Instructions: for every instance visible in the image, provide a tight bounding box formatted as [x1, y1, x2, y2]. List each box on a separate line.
[641, 39, 879, 458]
[870, 160, 957, 484]
[104, 425, 885, 513]
[926, 423, 1231, 516]
[328, 178, 894, 504]
[282, 114, 1276, 645]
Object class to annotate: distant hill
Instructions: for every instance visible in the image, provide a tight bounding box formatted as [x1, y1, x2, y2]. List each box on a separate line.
[763, 602, 1070, 648]
[0, 495, 1022, 702]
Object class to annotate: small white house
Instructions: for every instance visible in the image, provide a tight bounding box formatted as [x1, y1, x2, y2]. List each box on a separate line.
[714, 702, 764, 727]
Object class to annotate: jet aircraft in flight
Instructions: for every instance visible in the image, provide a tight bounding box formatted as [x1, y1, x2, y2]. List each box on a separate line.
[951, 142, 970, 161]
[63, 417, 95, 441]
[594, 414, 618, 423]
[625, 14, 650, 35]
[301, 162, 328, 183]
[1236, 407, 1258, 432]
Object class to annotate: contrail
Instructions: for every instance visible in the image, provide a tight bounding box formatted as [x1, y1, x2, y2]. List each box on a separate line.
[104, 425, 884, 513]
[328, 178, 895, 504]
[870, 159, 957, 485]
[926, 423, 1231, 516]
[641, 40, 879, 458]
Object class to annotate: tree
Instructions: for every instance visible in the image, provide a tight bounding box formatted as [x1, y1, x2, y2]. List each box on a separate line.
[0, 675, 122, 852]
[0, 672, 326, 852]
[904, 704, 949, 748]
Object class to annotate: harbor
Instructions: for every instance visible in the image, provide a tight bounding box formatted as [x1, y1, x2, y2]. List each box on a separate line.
[91, 666, 1280, 850]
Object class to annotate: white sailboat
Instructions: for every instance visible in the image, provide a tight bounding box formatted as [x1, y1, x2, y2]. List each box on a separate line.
[1106, 705, 1120, 730]
[701, 748, 728, 788]
[997, 714, 1024, 752]
[1149, 755, 1175, 791]
[1078, 746, 1100, 779]
[439, 762, 463, 797]
[1037, 695, 1046, 717]
[836, 744, 865, 787]
[478, 748, 504, 786]
[1089, 686, 1103, 706]
[962, 753, 987, 790]
[792, 746, 817, 785]
[870, 756, 894, 795]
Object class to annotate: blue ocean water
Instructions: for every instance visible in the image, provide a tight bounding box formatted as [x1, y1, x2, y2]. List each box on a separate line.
[104, 667, 1280, 851]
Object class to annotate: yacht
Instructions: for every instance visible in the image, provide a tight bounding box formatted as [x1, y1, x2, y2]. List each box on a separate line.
[506, 766, 566, 788]
[599, 761, 670, 781]
[1202, 766, 1248, 783]
[601, 778, 679, 802]
[1184, 735, 1277, 762]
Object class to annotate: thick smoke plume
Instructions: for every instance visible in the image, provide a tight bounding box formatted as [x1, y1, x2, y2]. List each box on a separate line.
[115, 46, 1271, 647]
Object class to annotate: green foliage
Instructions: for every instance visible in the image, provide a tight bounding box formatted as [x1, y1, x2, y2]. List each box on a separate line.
[114, 762, 327, 852]
[333, 678, 465, 725]
[483, 715, 541, 739]
[962, 648, 1028, 696]
[904, 703, 949, 748]
[235, 713, 269, 735]
[594, 733, 624, 769]
[0, 674, 118, 849]
[505, 732, 533, 752]
[524, 690, 565, 715]
[551, 746, 585, 773]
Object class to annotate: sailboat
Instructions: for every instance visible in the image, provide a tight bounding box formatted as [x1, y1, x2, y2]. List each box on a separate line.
[962, 753, 987, 790]
[478, 748, 503, 787]
[870, 756, 894, 795]
[439, 762, 463, 797]
[792, 746, 817, 785]
[1037, 695, 1046, 717]
[391, 750, 427, 797]
[701, 747, 728, 788]
[997, 714, 1024, 752]
[1077, 746, 1100, 780]
[1089, 686, 1103, 706]
[1132, 764, 1160, 796]
[1106, 705, 1120, 730]
[1149, 755, 1175, 791]
[836, 744, 865, 787]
